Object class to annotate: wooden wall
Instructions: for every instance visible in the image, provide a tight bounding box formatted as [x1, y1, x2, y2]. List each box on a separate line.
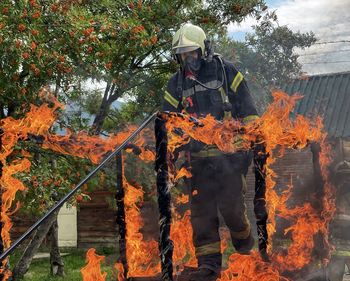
[77, 190, 118, 249]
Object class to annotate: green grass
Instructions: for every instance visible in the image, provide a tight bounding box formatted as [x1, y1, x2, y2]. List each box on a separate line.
[6, 239, 265, 280]
[9, 247, 117, 281]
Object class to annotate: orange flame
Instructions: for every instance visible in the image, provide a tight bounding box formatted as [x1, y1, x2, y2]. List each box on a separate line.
[0, 93, 62, 279]
[0, 89, 336, 281]
[0, 92, 154, 279]
[174, 166, 192, 182]
[123, 176, 160, 277]
[114, 262, 125, 281]
[220, 252, 290, 281]
[44, 127, 155, 164]
[163, 91, 335, 279]
[81, 248, 107, 281]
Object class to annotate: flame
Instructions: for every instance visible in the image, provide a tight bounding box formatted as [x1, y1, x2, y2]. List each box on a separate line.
[220, 252, 289, 281]
[175, 194, 189, 205]
[163, 91, 335, 279]
[0, 92, 154, 279]
[44, 127, 155, 165]
[122, 172, 199, 277]
[174, 166, 192, 182]
[0, 92, 61, 279]
[123, 176, 160, 277]
[0, 89, 336, 281]
[114, 262, 125, 281]
[81, 248, 107, 281]
[1, 159, 31, 248]
[318, 140, 336, 262]
[171, 210, 197, 270]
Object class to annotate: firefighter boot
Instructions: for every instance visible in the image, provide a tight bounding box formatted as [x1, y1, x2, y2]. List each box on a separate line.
[189, 267, 220, 281]
[189, 253, 221, 281]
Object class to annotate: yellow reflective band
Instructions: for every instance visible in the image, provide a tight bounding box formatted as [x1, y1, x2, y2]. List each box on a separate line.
[231, 72, 244, 93]
[191, 146, 224, 157]
[333, 250, 350, 257]
[191, 149, 224, 157]
[196, 241, 221, 256]
[164, 90, 179, 109]
[243, 115, 259, 124]
[219, 87, 232, 120]
[219, 87, 228, 102]
[224, 111, 232, 120]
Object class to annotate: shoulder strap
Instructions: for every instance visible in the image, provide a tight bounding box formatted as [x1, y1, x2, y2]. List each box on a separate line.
[175, 70, 184, 100]
[214, 55, 233, 120]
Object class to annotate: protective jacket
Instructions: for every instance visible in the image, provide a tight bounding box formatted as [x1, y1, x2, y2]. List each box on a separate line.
[163, 56, 258, 124]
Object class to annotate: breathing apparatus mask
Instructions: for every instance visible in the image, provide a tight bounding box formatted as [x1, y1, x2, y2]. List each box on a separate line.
[178, 48, 202, 78]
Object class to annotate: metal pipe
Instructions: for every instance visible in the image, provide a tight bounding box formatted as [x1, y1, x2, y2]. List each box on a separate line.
[155, 114, 173, 281]
[0, 112, 157, 262]
[115, 152, 128, 280]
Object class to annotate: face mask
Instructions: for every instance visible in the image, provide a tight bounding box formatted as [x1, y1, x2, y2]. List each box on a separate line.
[181, 53, 202, 77]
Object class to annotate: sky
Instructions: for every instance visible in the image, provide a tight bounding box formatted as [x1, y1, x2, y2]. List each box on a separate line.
[228, 0, 350, 75]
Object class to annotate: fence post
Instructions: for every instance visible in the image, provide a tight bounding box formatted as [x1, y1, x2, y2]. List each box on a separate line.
[155, 114, 173, 281]
[253, 143, 269, 261]
[115, 151, 128, 280]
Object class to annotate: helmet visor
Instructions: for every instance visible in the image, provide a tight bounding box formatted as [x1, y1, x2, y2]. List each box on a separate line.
[174, 46, 200, 54]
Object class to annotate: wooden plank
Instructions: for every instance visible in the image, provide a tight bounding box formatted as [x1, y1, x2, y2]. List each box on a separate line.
[78, 231, 118, 238]
[78, 236, 117, 243]
[79, 203, 111, 209]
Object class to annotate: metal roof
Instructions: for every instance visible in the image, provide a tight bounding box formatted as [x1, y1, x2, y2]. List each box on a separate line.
[282, 71, 350, 138]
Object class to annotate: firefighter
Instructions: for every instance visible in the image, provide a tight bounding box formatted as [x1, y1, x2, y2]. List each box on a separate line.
[327, 155, 350, 281]
[162, 23, 259, 280]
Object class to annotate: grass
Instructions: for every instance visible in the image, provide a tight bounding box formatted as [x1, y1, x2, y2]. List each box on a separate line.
[8, 247, 117, 281]
[6, 240, 264, 280]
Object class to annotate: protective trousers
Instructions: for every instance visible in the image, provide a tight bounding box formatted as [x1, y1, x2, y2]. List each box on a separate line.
[190, 153, 253, 273]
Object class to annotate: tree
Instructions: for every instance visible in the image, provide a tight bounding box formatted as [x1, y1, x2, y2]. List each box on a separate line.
[81, 0, 269, 133]
[0, 0, 267, 129]
[0, 0, 272, 278]
[214, 12, 316, 112]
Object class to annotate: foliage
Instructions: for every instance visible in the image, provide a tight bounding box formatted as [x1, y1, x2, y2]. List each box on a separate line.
[0, 0, 275, 276]
[13, 147, 93, 218]
[0, 0, 268, 128]
[215, 12, 317, 111]
[9, 247, 115, 281]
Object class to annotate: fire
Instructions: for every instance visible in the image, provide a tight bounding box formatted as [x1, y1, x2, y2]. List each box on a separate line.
[220, 252, 289, 281]
[162, 90, 335, 279]
[171, 211, 197, 270]
[114, 262, 124, 281]
[119, 152, 197, 277]
[0, 89, 336, 281]
[318, 141, 336, 262]
[123, 176, 160, 277]
[1, 159, 31, 248]
[174, 166, 192, 182]
[0, 91, 62, 280]
[81, 248, 107, 281]
[44, 127, 155, 165]
[118, 172, 198, 278]
[0, 90, 154, 279]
